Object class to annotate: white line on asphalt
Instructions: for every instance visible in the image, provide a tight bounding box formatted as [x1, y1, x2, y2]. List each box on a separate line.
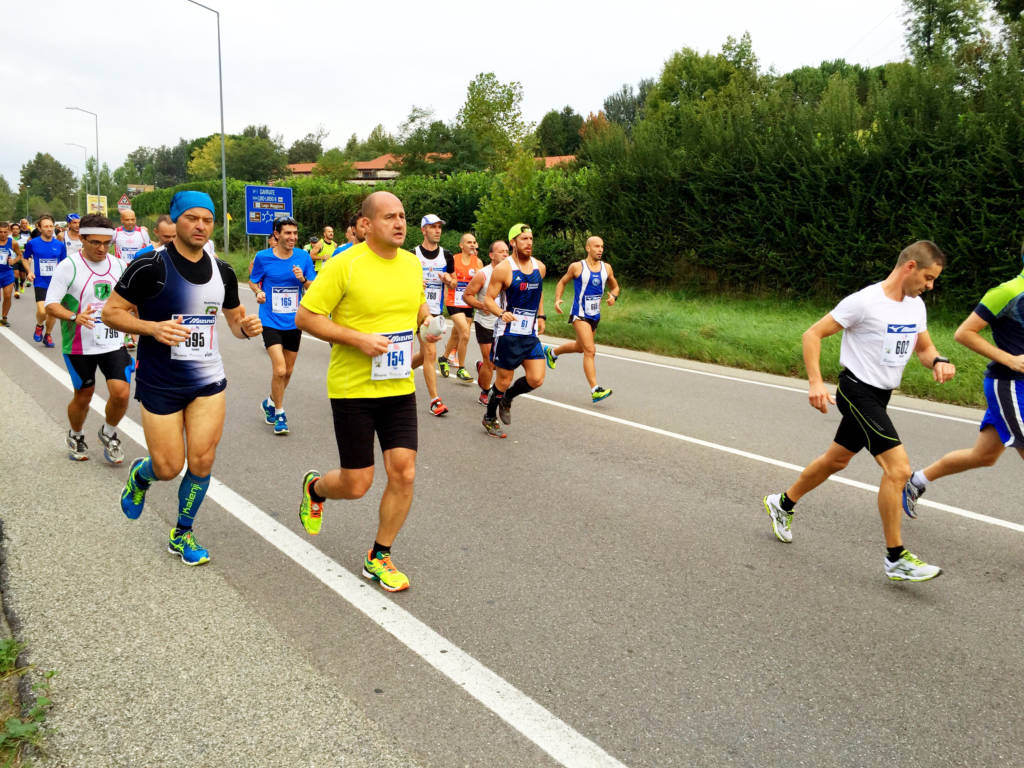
[0, 327, 628, 768]
[522, 393, 1024, 534]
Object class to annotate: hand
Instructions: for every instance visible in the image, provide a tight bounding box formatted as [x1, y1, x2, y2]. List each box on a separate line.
[1007, 354, 1024, 374]
[500, 311, 514, 324]
[607, 294, 617, 306]
[292, 265, 303, 280]
[357, 332, 391, 357]
[241, 314, 262, 338]
[932, 361, 956, 383]
[424, 332, 442, 343]
[255, 290, 266, 304]
[153, 317, 191, 346]
[75, 313, 95, 329]
[537, 317, 546, 335]
[554, 298, 564, 315]
[808, 381, 836, 413]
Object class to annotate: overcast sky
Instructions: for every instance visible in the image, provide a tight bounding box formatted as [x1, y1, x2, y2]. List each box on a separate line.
[1, 0, 909, 194]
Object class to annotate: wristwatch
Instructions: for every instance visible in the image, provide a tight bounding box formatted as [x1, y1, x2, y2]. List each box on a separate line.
[933, 356, 950, 366]
[68, 313, 77, 322]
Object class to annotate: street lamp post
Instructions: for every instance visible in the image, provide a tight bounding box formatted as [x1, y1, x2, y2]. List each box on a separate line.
[185, 0, 229, 259]
[65, 107, 100, 202]
[65, 142, 87, 213]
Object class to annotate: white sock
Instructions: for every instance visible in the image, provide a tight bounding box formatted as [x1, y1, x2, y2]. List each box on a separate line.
[591, 385, 599, 393]
[102, 423, 117, 437]
[70, 429, 84, 438]
[911, 470, 929, 489]
[276, 409, 285, 418]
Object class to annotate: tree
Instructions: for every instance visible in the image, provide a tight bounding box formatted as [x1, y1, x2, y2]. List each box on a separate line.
[903, 0, 986, 63]
[287, 127, 328, 163]
[229, 136, 287, 181]
[456, 72, 532, 169]
[312, 148, 354, 182]
[188, 136, 229, 180]
[0, 176, 15, 220]
[603, 79, 654, 135]
[153, 140, 191, 187]
[19, 153, 77, 206]
[535, 106, 584, 156]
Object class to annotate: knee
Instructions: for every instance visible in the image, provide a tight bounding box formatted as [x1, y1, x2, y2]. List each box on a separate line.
[884, 460, 911, 485]
[582, 344, 596, 357]
[348, 473, 374, 498]
[153, 457, 184, 480]
[826, 454, 852, 473]
[526, 371, 545, 388]
[977, 448, 1002, 467]
[387, 460, 416, 490]
[272, 363, 288, 379]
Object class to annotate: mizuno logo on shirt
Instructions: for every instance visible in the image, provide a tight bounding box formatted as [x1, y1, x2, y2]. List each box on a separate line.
[887, 324, 917, 333]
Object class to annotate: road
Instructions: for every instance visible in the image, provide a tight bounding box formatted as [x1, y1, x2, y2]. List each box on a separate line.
[1, 292, 1021, 768]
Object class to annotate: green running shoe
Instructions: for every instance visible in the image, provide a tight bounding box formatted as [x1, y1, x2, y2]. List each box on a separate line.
[362, 550, 410, 592]
[121, 457, 149, 519]
[167, 528, 210, 566]
[591, 386, 613, 403]
[438, 357, 450, 378]
[299, 470, 324, 535]
[543, 344, 557, 369]
[455, 366, 473, 382]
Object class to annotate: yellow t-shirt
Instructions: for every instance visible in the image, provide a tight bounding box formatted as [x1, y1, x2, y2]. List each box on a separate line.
[301, 241, 426, 398]
[313, 240, 336, 271]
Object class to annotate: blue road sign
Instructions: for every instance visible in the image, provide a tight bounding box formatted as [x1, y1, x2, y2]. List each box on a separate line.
[245, 185, 293, 236]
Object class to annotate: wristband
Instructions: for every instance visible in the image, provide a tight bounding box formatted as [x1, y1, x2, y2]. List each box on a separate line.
[241, 326, 251, 339]
[538, 314, 547, 320]
[933, 356, 950, 366]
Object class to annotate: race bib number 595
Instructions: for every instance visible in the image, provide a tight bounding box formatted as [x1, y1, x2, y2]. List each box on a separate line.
[170, 315, 218, 361]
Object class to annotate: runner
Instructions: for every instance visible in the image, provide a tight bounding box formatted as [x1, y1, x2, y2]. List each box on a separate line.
[902, 244, 1024, 517]
[442, 232, 483, 383]
[309, 225, 337, 272]
[249, 215, 316, 435]
[11, 221, 29, 300]
[463, 239, 509, 405]
[414, 213, 450, 416]
[43, 213, 131, 463]
[481, 223, 556, 438]
[549, 235, 621, 403]
[133, 214, 176, 258]
[0, 221, 20, 326]
[332, 213, 365, 255]
[63, 213, 83, 257]
[102, 190, 262, 566]
[761, 240, 955, 582]
[295, 190, 441, 592]
[22, 214, 67, 348]
[111, 209, 151, 350]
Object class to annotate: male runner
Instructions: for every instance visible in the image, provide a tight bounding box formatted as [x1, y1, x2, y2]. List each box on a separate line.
[463, 239, 508, 405]
[44, 213, 131, 463]
[249, 215, 316, 435]
[333, 213, 365, 255]
[481, 224, 555, 438]
[22, 214, 67, 347]
[0, 222, 20, 325]
[902, 244, 1024, 517]
[102, 191, 262, 566]
[550, 235, 621, 402]
[761, 240, 956, 581]
[64, 213, 83, 257]
[111, 209, 151, 350]
[414, 213, 451, 416]
[442, 232, 483, 383]
[10, 222, 28, 298]
[134, 214, 176, 258]
[309, 225, 337, 272]
[296, 190, 440, 592]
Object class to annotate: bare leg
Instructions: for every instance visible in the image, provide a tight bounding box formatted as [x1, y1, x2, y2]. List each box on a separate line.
[784, 441, 856, 502]
[920, 426, 1007, 482]
[375, 448, 416, 546]
[874, 445, 912, 548]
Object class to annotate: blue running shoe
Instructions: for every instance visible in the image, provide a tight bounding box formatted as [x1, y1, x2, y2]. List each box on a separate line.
[260, 398, 276, 425]
[274, 412, 289, 435]
[120, 457, 149, 520]
[543, 344, 557, 369]
[32, 324, 43, 343]
[167, 528, 210, 566]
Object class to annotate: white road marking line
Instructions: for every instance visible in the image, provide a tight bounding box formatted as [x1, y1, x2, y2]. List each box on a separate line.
[522, 393, 1024, 534]
[0, 327, 628, 768]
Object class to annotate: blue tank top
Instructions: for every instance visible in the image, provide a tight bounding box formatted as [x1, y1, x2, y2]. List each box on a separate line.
[494, 257, 542, 338]
[0, 238, 13, 277]
[570, 260, 608, 320]
[135, 249, 226, 390]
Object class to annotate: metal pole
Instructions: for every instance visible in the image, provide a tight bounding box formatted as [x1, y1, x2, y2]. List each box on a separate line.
[186, 0, 229, 259]
[65, 107, 100, 204]
[66, 143, 87, 212]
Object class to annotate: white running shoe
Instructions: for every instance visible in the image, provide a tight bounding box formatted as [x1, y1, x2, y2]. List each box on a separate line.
[884, 550, 941, 582]
[763, 493, 792, 543]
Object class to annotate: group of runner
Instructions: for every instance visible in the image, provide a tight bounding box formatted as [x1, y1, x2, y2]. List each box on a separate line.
[4, 188, 1021, 590]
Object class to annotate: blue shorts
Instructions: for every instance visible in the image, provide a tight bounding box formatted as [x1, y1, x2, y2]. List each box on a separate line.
[135, 377, 227, 415]
[0, 270, 13, 289]
[981, 378, 1024, 447]
[491, 334, 544, 371]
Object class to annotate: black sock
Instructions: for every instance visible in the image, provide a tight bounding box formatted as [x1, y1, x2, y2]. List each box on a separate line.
[485, 386, 505, 418]
[309, 479, 326, 503]
[174, 525, 192, 537]
[371, 541, 390, 559]
[886, 545, 905, 562]
[779, 492, 796, 512]
[505, 376, 535, 402]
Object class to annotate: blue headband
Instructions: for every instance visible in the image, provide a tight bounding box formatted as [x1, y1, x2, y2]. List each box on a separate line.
[170, 191, 215, 222]
[66, 213, 80, 222]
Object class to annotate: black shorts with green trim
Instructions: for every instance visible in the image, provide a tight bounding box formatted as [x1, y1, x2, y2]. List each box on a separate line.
[834, 369, 901, 457]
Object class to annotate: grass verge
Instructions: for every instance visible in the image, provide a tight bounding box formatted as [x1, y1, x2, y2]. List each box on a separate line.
[0, 638, 55, 766]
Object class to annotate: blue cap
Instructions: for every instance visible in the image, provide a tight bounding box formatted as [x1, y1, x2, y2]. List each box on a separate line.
[170, 191, 215, 222]
[66, 213, 80, 222]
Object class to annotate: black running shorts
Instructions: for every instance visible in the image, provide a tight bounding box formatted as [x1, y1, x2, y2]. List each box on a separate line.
[261, 326, 302, 352]
[330, 393, 418, 469]
[474, 322, 494, 346]
[834, 369, 902, 457]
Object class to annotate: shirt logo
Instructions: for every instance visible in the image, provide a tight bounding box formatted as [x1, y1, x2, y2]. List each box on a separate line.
[887, 324, 917, 333]
[204, 304, 219, 315]
[591, 277, 601, 286]
[94, 283, 112, 300]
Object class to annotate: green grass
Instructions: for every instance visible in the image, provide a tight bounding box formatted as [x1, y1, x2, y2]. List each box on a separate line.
[0, 637, 56, 766]
[224, 249, 988, 408]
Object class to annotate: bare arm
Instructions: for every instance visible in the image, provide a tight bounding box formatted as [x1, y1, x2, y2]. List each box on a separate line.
[463, 271, 488, 311]
[222, 303, 263, 340]
[553, 263, 579, 315]
[247, 281, 267, 304]
[295, 305, 390, 357]
[914, 329, 956, 383]
[952, 311, 1024, 374]
[802, 313, 844, 413]
[536, 260, 547, 335]
[484, 261, 512, 322]
[605, 264, 620, 306]
[101, 291, 190, 346]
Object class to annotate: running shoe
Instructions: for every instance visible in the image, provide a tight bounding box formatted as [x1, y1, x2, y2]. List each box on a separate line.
[592, 387, 613, 403]
[299, 470, 323, 535]
[260, 397, 276, 425]
[274, 413, 289, 435]
[482, 416, 506, 438]
[121, 457, 149, 519]
[13, 291, 19, 299]
[544, 344, 558, 369]
[455, 366, 473, 383]
[438, 357, 450, 378]
[0, 317, 8, 327]
[97, 427, 124, 464]
[125, 335, 136, 350]
[429, 397, 448, 416]
[362, 550, 410, 592]
[478, 389, 489, 406]
[32, 325, 43, 343]
[884, 550, 941, 582]
[497, 396, 512, 425]
[43, 333, 54, 348]
[902, 479, 925, 519]
[167, 528, 210, 566]
[763, 493, 793, 543]
[66, 431, 88, 461]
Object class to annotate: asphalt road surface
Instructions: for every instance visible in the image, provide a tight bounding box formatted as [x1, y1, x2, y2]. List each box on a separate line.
[1, 291, 1021, 768]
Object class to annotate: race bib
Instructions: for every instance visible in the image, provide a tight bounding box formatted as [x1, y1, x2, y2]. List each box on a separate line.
[509, 308, 536, 336]
[271, 286, 299, 314]
[371, 330, 413, 381]
[881, 323, 917, 366]
[121, 248, 138, 262]
[170, 315, 218, 361]
[39, 258, 57, 276]
[583, 295, 601, 316]
[425, 284, 442, 314]
[92, 320, 122, 350]
[454, 281, 469, 307]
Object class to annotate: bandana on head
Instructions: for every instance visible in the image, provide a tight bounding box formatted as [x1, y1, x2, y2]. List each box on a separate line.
[170, 191, 215, 222]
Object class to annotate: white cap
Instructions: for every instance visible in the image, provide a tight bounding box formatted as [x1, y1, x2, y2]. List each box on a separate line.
[420, 214, 445, 227]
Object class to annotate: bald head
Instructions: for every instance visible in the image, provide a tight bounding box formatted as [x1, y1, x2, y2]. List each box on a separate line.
[585, 235, 605, 261]
[360, 190, 401, 220]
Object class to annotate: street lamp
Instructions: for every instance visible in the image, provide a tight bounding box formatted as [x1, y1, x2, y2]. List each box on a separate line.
[185, 0, 229, 259]
[65, 142, 87, 213]
[65, 107, 100, 200]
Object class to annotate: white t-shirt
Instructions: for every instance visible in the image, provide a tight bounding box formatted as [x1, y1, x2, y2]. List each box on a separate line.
[831, 282, 927, 390]
[472, 263, 497, 330]
[415, 245, 447, 315]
